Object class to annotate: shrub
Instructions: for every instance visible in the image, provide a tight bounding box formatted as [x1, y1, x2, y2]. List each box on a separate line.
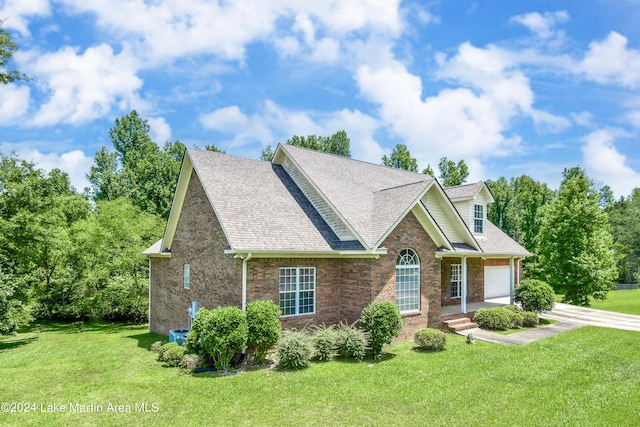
[334, 322, 368, 360]
[310, 324, 337, 361]
[514, 279, 555, 313]
[91, 279, 148, 323]
[522, 311, 540, 327]
[360, 301, 403, 357]
[414, 328, 447, 351]
[182, 354, 203, 372]
[503, 304, 522, 313]
[186, 306, 248, 371]
[157, 342, 187, 367]
[473, 307, 510, 330]
[503, 309, 524, 328]
[246, 300, 281, 363]
[277, 330, 312, 370]
[150, 340, 166, 353]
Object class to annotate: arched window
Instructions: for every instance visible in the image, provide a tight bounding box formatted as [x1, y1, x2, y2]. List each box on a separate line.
[396, 249, 420, 312]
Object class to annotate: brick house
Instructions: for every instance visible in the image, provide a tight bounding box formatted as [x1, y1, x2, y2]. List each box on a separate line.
[144, 144, 530, 337]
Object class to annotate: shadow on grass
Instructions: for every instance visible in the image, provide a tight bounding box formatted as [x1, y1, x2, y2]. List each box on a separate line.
[21, 320, 147, 335]
[125, 331, 168, 350]
[0, 336, 38, 353]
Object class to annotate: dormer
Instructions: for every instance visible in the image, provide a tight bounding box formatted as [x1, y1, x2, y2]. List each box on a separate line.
[443, 182, 494, 237]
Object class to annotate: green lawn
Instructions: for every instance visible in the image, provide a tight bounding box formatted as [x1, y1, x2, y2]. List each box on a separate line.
[1, 322, 639, 426]
[556, 289, 640, 315]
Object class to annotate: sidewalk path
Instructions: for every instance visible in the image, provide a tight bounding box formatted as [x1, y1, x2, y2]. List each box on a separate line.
[456, 302, 640, 345]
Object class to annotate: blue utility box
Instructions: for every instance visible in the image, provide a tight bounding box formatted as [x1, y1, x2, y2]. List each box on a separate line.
[169, 329, 190, 346]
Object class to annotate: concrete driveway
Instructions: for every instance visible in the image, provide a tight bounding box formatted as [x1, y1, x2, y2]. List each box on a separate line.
[543, 303, 640, 332]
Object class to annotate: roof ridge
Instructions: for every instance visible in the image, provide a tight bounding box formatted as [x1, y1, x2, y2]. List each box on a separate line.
[375, 178, 432, 193]
[188, 146, 270, 165]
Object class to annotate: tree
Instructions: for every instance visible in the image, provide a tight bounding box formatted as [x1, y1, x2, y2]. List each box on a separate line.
[260, 130, 351, 161]
[1, 20, 28, 84]
[607, 188, 640, 283]
[437, 157, 469, 187]
[381, 144, 418, 172]
[87, 110, 185, 219]
[538, 167, 617, 306]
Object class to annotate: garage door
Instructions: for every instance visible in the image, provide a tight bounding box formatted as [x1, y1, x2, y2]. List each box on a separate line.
[484, 266, 511, 299]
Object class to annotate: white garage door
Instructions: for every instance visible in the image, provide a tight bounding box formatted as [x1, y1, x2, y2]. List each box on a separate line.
[484, 266, 511, 299]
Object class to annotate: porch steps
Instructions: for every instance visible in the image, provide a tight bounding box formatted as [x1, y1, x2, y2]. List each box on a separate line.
[443, 317, 478, 332]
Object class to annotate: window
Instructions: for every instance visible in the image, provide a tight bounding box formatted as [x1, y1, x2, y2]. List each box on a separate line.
[396, 249, 420, 312]
[279, 267, 315, 316]
[183, 264, 191, 290]
[474, 204, 484, 234]
[451, 264, 461, 298]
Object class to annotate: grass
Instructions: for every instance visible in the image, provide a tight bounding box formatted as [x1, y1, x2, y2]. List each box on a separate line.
[556, 289, 640, 315]
[1, 321, 640, 426]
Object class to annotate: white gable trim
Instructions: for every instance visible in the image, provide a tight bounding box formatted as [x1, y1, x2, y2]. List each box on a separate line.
[431, 181, 481, 251]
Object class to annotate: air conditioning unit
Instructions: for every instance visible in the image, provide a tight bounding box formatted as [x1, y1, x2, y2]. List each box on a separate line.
[169, 329, 189, 346]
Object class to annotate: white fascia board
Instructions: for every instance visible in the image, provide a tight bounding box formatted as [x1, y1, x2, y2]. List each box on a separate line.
[272, 143, 368, 249]
[161, 152, 193, 251]
[412, 201, 454, 251]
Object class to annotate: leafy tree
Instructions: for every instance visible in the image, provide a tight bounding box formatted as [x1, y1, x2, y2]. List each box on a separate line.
[261, 130, 351, 161]
[381, 144, 418, 172]
[607, 188, 640, 283]
[486, 177, 515, 237]
[87, 110, 185, 219]
[204, 144, 224, 153]
[1, 20, 28, 84]
[422, 164, 435, 177]
[538, 166, 617, 306]
[437, 157, 469, 187]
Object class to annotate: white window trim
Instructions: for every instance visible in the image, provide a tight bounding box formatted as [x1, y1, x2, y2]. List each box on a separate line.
[396, 249, 420, 313]
[183, 264, 191, 290]
[451, 264, 462, 299]
[279, 267, 316, 317]
[473, 203, 485, 235]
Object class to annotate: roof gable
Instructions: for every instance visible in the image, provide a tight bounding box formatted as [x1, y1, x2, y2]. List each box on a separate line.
[444, 181, 494, 203]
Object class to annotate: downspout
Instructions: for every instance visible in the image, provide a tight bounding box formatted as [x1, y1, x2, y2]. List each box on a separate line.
[509, 257, 515, 305]
[241, 253, 252, 312]
[461, 256, 468, 314]
[148, 258, 152, 330]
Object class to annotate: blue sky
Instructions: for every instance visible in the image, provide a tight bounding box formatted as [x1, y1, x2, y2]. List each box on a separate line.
[1, 0, 640, 198]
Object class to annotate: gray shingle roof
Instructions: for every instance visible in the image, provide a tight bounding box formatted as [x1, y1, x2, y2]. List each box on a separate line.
[279, 144, 434, 248]
[151, 145, 530, 258]
[188, 148, 362, 252]
[443, 181, 485, 201]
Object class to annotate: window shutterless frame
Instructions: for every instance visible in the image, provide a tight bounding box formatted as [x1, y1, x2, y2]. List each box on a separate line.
[279, 267, 315, 317]
[396, 249, 420, 312]
[183, 264, 191, 290]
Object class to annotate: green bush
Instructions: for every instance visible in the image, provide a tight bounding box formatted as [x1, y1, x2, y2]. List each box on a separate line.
[310, 324, 336, 361]
[360, 300, 403, 357]
[246, 300, 281, 363]
[522, 311, 540, 327]
[157, 342, 187, 367]
[503, 304, 522, 313]
[413, 328, 447, 351]
[150, 340, 166, 353]
[473, 307, 511, 330]
[335, 322, 368, 360]
[277, 330, 312, 370]
[503, 309, 524, 328]
[92, 280, 148, 323]
[186, 306, 248, 371]
[182, 354, 203, 372]
[514, 279, 555, 313]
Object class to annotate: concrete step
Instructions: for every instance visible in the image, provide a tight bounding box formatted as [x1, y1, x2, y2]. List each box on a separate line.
[444, 318, 478, 332]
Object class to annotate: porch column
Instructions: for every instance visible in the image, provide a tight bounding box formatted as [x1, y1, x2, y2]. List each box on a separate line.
[461, 256, 468, 314]
[509, 257, 515, 305]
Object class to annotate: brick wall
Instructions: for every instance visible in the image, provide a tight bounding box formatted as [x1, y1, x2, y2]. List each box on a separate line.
[149, 170, 242, 335]
[440, 257, 484, 307]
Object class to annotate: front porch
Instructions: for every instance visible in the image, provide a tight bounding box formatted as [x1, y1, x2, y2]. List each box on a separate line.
[441, 296, 511, 318]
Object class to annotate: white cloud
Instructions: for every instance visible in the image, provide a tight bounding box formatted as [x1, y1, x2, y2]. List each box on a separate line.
[0, 0, 51, 36]
[18, 148, 92, 192]
[579, 32, 640, 88]
[582, 128, 640, 198]
[20, 44, 142, 126]
[0, 84, 30, 124]
[148, 117, 171, 143]
[510, 10, 569, 40]
[199, 101, 382, 158]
